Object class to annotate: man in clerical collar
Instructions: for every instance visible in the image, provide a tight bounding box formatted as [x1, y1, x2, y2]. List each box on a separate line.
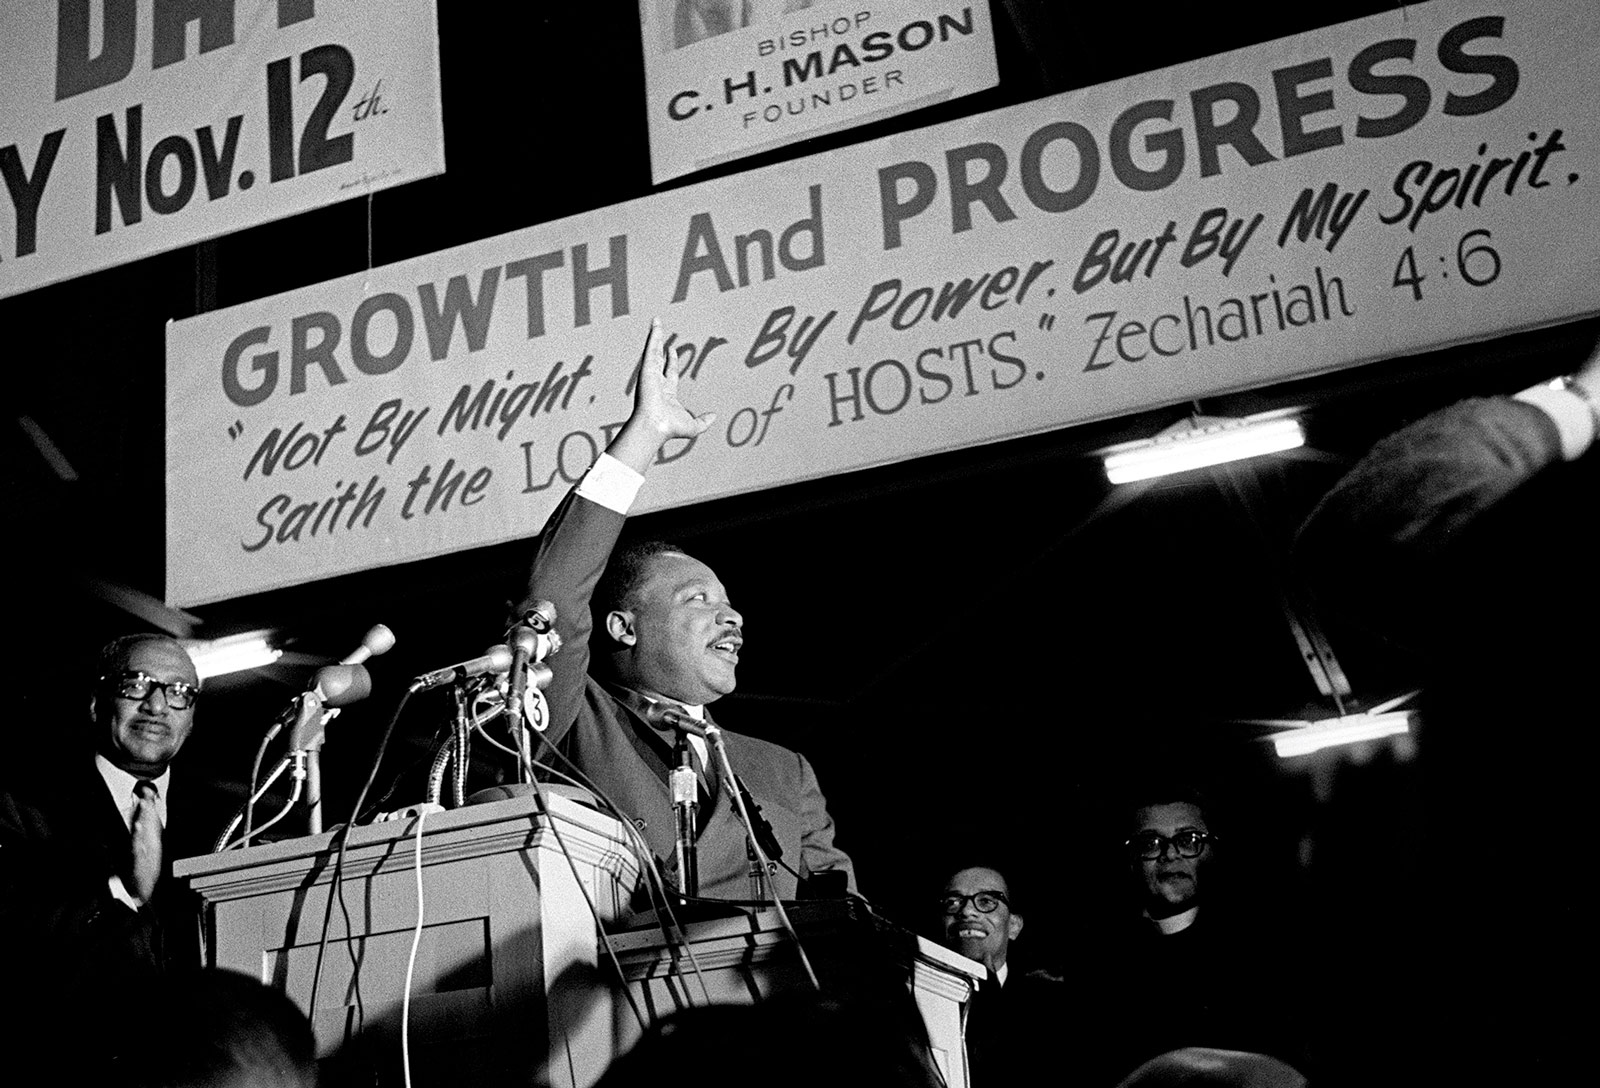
[1126, 796, 1216, 935]
[1077, 788, 1306, 1084]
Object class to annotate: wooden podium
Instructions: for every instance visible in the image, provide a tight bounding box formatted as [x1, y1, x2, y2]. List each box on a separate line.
[609, 900, 984, 1088]
[175, 791, 642, 1088]
[177, 794, 983, 1088]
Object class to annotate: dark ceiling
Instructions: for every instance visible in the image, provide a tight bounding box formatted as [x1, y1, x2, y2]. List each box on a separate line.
[4, 6, 1594, 1053]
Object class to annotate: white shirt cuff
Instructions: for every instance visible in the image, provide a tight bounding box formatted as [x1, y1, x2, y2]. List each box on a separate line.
[108, 875, 144, 911]
[1514, 382, 1597, 462]
[575, 452, 645, 514]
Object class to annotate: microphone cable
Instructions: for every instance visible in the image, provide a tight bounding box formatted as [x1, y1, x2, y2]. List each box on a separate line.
[400, 806, 429, 1088]
[243, 700, 298, 841]
[708, 727, 820, 992]
[527, 734, 714, 1008]
[520, 776, 651, 1036]
[307, 687, 416, 1026]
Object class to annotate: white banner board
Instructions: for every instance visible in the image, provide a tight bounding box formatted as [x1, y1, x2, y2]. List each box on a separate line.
[166, 0, 1599, 606]
[638, 0, 998, 182]
[0, 0, 444, 299]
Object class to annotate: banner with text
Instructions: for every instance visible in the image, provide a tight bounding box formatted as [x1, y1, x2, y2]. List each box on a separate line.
[1, 0, 444, 299]
[639, 0, 998, 182]
[168, 0, 1599, 606]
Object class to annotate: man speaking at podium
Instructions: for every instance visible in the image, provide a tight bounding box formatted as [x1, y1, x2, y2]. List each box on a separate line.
[517, 320, 854, 901]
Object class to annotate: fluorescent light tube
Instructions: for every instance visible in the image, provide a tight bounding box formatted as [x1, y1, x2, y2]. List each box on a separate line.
[1105, 417, 1304, 484]
[182, 631, 282, 680]
[1272, 711, 1411, 758]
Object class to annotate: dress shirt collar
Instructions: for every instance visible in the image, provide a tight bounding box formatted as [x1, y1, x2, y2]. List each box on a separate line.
[676, 703, 708, 768]
[95, 753, 171, 831]
[613, 684, 711, 767]
[995, 962, 1009, 986]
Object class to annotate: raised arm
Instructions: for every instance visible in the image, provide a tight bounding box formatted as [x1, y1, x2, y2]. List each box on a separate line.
[515, 320, 715, 743]
[1295, 335, 1599, 647]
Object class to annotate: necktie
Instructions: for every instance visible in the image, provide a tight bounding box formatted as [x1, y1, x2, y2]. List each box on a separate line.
[129, 779, 163, 903]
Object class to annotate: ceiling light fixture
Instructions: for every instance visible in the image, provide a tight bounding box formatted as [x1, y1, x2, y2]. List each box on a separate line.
[1103, 413, 1305, 484]
[182, 631, 282, 680]
[1272, 709, 1412, 758]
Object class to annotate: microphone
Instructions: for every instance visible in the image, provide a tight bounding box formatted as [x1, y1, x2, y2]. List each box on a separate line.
[504, 601, 561, 725]
[289, 622, 395, 728]
[410, 645, 514, 693]
[505, 625, 539, 722]
[289, 665, 372, 750]
[642, 700, 708, 737]
[262, 624, 395, 747]
[342, 623, 396, 666]
[313, 664, 373, 708]
[520, 600, 557, 634]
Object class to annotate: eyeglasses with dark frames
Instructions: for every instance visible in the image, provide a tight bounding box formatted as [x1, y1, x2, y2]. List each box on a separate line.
[938, 890, 1009, 915]
[104, 670, 199, 710]
[1126, 828, 1215, 860]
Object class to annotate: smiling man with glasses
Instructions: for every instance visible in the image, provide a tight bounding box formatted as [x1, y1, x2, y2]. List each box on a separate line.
[939, 867, 1023, 977]
[1, 633, 225, 1076]
[934, 864, 1068, 1087]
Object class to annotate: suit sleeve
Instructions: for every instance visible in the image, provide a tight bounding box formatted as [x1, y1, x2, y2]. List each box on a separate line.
[514, 487, 627, 747]
[0, 786, 161, 980]
[1294, 396, 1565, 646]
[794, 751, 857, 894]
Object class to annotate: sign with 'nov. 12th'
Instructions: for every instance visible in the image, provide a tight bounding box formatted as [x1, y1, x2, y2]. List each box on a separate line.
[0, 0, 444, 300]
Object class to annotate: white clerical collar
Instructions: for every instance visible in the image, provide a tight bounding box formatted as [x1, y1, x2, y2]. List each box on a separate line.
[1148, 905, 1200, 935]
[95, 754, 171, 830]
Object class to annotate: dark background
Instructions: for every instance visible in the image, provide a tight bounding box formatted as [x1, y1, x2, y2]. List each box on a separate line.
[5, 4, 1594, 1082]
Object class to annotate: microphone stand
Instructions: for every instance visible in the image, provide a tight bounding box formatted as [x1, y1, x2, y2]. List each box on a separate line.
[733, 776, 784, 901]
[670, 735, 700, 900]
[703, 722, 819, 990]
[505, 603, 563, 785]
[301, 701, 348, 835]
[304, 726, 327, 834]
[425, 680, 478, 808]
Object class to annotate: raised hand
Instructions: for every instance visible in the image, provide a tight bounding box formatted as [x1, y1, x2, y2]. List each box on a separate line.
[609, 318, 716, 474]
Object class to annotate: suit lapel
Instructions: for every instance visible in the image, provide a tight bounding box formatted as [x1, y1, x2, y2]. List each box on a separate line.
[605, 685, 681, 784]
[78, 758, 131, 849]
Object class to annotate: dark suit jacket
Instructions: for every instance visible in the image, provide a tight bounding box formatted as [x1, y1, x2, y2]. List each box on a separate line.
[518, 485, 855, 900]
[1079, 909, 1307, 1084]
[0, 754, 223, 1062]
[965, 967, 1072, 1088]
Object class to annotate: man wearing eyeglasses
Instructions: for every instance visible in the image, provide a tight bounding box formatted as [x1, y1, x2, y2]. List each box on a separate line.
[1081, 792, 1305, 1085]
[0, 633, 217, 1071]
[1128, 800, 1216, 935]
[936, 865, 1066, 1087]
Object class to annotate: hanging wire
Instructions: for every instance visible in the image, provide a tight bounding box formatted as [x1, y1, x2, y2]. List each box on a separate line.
[400, 807, 429, 1088]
